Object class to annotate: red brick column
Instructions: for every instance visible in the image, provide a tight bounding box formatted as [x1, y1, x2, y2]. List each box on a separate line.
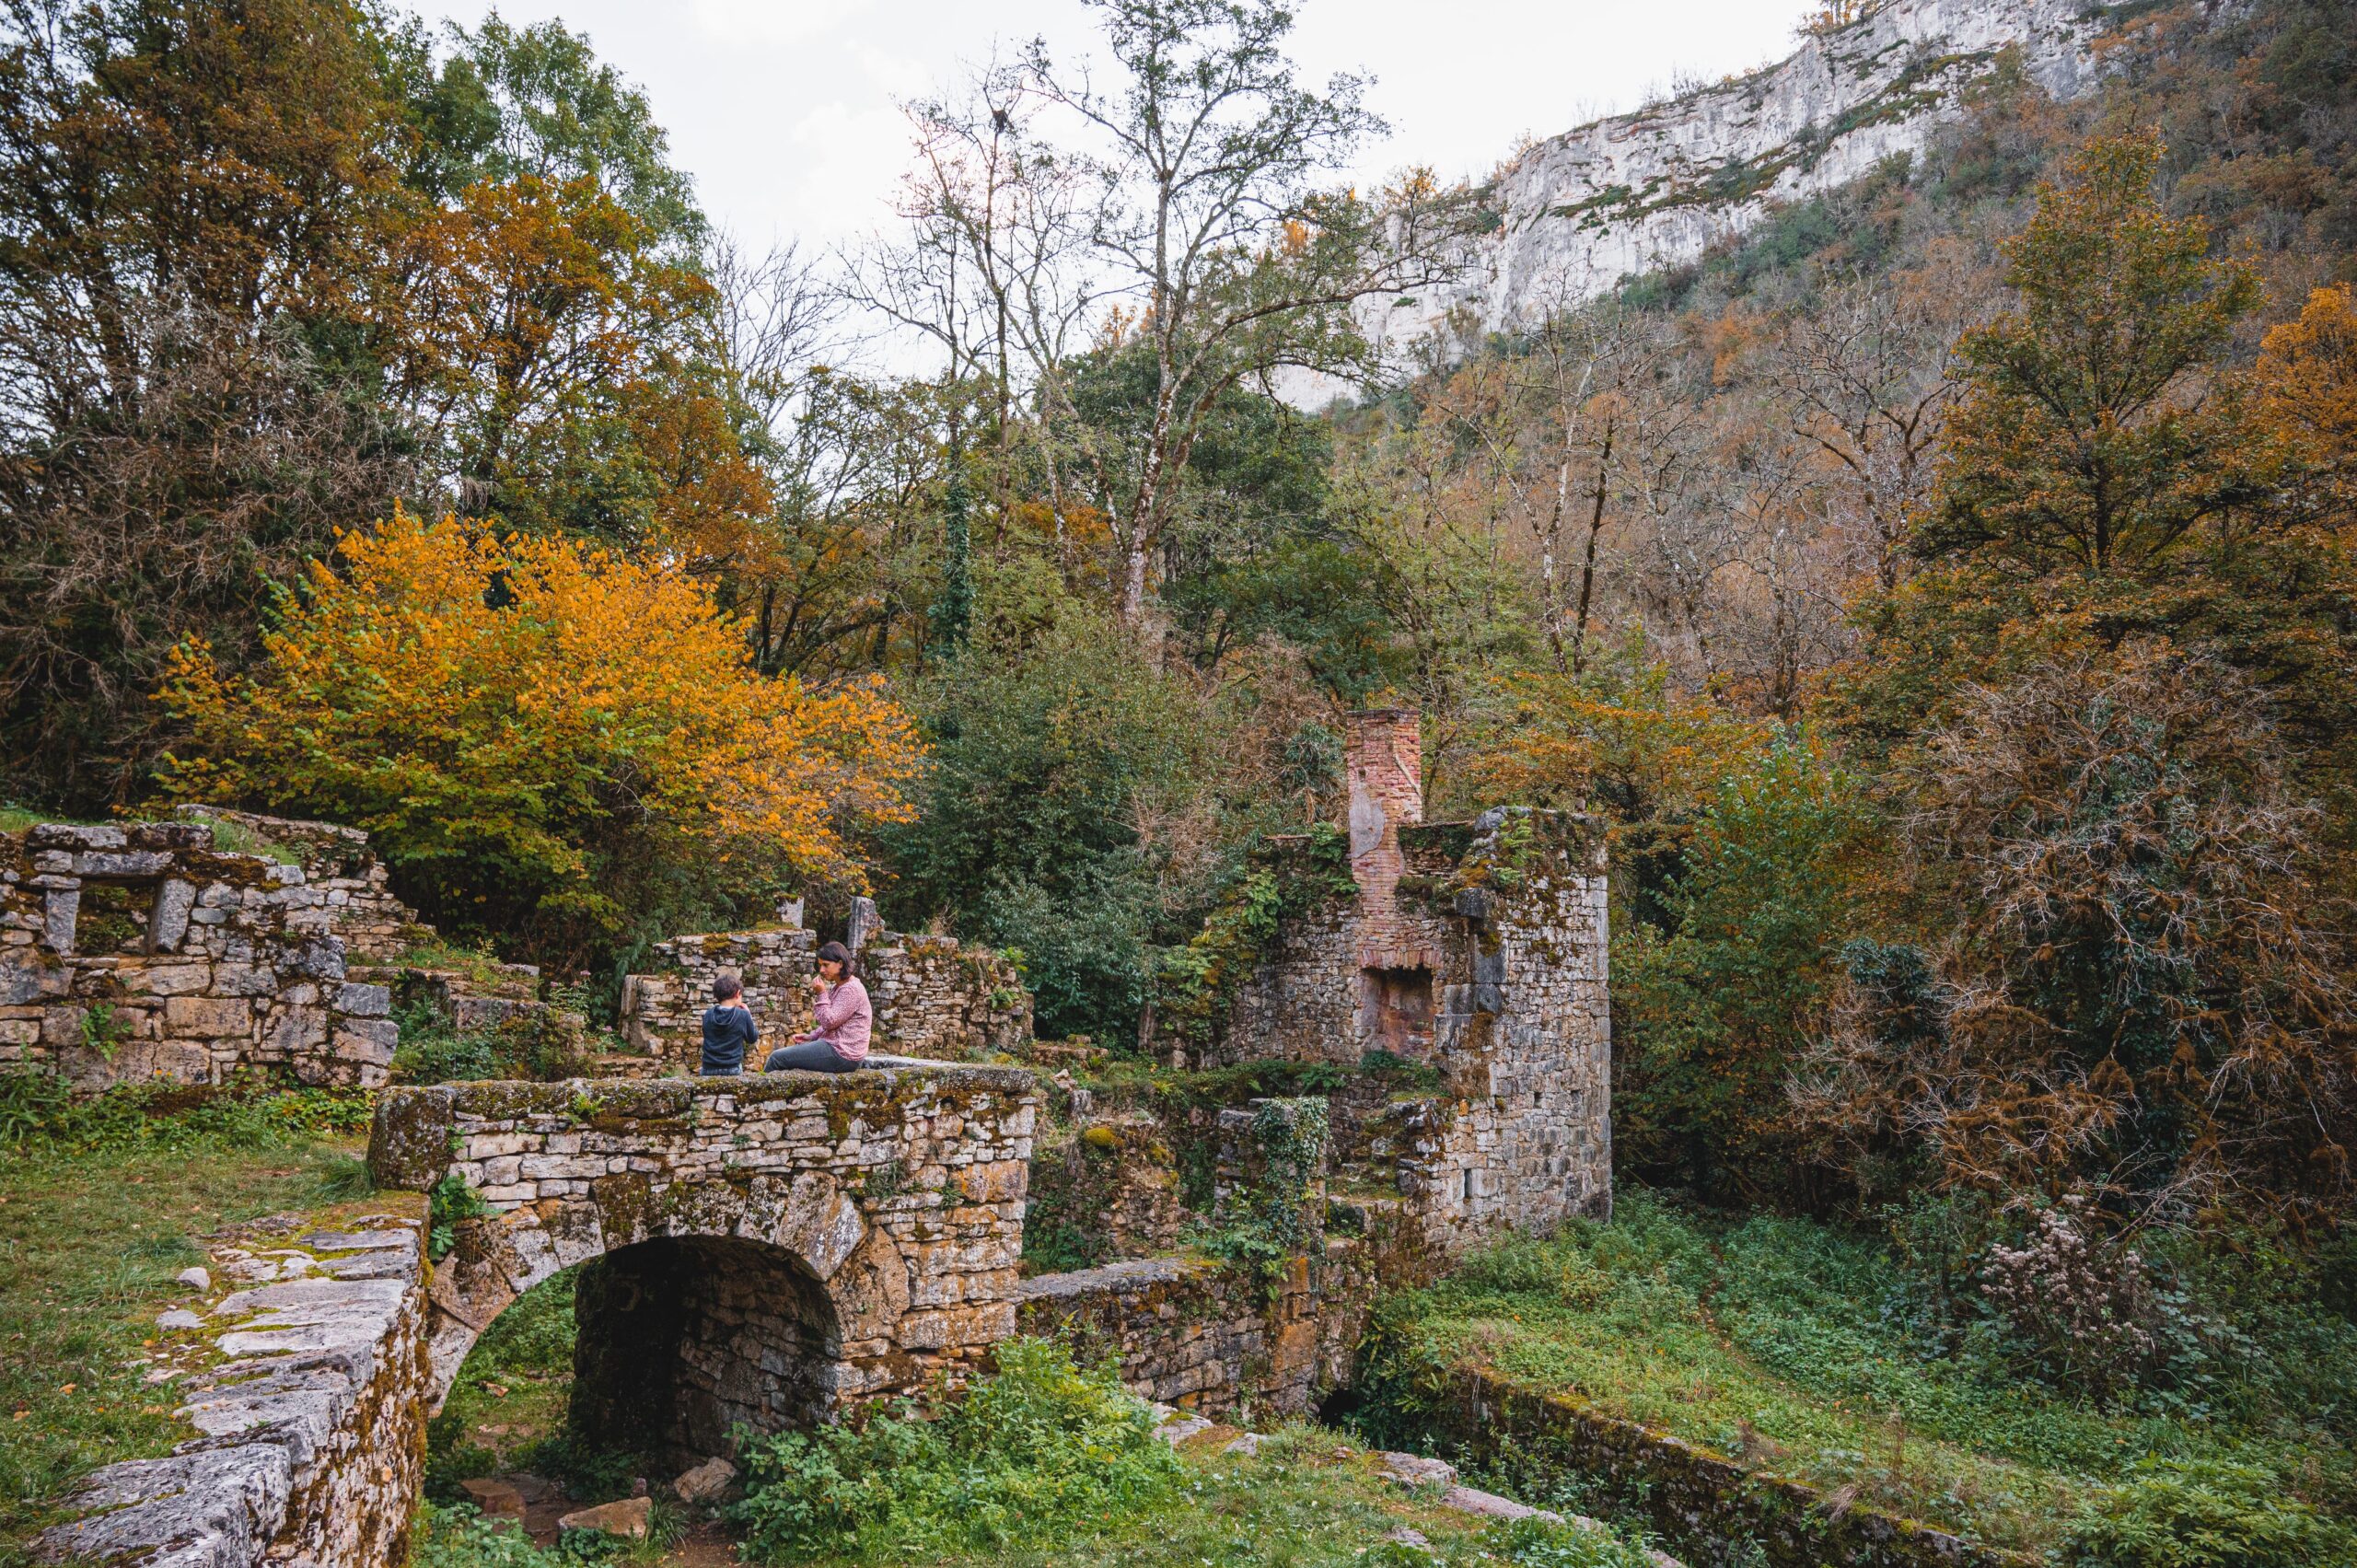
[1345, 708, 1425, 969]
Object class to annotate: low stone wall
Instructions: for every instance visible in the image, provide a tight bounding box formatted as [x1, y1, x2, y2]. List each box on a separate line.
[1404, 1365, 2033, 1568]
[621, 927, 1031, 1064]
[35, 1198, 432, 1568]
[1016, 1242, 1375, 1421]
[173, 807, 430, 962]
[0, 822, 398, 1088]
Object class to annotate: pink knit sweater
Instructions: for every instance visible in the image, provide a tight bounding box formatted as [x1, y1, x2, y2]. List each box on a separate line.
[806, 976, 871, 1061]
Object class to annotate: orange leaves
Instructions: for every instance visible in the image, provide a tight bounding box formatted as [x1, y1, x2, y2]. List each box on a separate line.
[2258, 282, 2357, 505]
[160, 509, 924, 920]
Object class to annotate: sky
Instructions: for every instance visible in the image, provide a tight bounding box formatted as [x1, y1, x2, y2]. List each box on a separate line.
[425, 0, 1817, 257]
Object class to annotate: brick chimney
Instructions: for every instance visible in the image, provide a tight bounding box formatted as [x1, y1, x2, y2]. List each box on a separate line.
[1346, 708, 1424, 970]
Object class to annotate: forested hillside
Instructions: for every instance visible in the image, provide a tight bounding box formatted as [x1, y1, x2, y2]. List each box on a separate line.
[3, 2, 2356, 1556]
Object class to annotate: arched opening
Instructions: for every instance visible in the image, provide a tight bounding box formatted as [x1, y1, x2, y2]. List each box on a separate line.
[424, 1234, 843, 1541]
[572, 1236, 842, 1467]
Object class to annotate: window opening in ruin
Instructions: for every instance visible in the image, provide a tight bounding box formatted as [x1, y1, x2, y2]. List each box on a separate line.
[75, 880, 152, 955]
[1462, 1167, 1475, 1202]
[1359, 966, 1434, 1060]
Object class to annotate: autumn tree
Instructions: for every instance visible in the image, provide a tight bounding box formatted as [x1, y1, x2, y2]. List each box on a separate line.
[0, 0, 422, 807]
[1919, 133, 2271, 576]
[159, 509, 924, 965]
[1797, 646, 2357, 1220]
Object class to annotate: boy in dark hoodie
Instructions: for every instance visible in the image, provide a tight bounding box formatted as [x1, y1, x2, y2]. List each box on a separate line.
[699, 972, 760, 1075]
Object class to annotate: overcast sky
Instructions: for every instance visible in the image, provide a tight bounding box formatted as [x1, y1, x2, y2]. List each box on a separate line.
[425, 0, 1816, 255]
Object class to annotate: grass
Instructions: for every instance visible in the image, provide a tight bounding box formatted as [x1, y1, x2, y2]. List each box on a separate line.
[426, 1268, 586, 1498]
[201, 816, 303, 864]
[0, 1121, 372, 1562]
[726, 1421, 1657, 1568]
[1357, 1190, 2357, 1559]
[422, 1280, 1665, 1568]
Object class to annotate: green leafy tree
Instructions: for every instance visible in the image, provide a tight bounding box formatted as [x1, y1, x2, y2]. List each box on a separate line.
[1918, 133, 2270, 575]
[1612, 730, 1882, 1206]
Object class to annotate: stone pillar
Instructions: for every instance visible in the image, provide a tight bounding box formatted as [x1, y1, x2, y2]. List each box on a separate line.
[1345, 708, 1423, 970]
[847, 896, 883, 958]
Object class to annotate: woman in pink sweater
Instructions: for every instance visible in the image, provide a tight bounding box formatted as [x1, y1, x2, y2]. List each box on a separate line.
[763, 941, 869, 1073]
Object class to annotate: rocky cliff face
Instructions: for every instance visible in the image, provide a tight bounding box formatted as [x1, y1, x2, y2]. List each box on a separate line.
[1322, 0, 2110, 392]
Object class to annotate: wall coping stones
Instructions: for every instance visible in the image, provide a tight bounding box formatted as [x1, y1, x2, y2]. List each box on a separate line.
[35, 1197, 430, 1568]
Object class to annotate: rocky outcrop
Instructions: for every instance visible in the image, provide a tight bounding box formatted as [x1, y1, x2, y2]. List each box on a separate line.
[35, 1201, 432, 1568]
[1302, 0, 2113, 399]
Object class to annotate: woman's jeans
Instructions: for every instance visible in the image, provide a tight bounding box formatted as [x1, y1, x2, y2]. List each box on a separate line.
[764, 1039, 861, 1074]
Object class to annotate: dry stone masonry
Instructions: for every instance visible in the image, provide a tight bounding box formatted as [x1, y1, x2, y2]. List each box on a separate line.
[0, 819, 403, 1089]
[1196, 709, 1613, 1252]
[369, 1064, 1042, 1447]
[36, 1200, 432, 1568]
[620, 925, 1030, 1063]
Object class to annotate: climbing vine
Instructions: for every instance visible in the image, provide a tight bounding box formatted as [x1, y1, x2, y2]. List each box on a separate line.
[1202, 1096, 1330, 1299]
[1154, 825, 1357, 1051]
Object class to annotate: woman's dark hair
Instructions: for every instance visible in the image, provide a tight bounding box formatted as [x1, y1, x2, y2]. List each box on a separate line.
[816, 940, 857, 977]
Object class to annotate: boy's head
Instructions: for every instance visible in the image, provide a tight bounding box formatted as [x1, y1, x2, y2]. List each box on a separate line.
[713, 972, 744, 1004]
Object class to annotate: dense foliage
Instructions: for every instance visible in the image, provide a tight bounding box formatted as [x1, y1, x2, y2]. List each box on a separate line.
[728, 1337, 1181, 1562]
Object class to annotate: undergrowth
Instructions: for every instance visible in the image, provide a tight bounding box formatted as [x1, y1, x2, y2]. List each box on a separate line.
[0, 1071, 371, 1154]
[729, 1337, 1181, 1562]
[1353, 1188, 2357, 1562]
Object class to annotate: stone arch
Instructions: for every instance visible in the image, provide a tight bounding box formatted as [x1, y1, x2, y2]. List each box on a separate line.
[424, 1167, 907, 1434]
[374, 1068, 1039, 1452]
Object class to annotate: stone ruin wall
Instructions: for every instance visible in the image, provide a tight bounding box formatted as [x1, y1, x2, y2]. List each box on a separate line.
[174, 807, 429, 961]
[0, 820, 402, 1090]
[37, 1198, 432, 1568]
[1205, 709, 1614, 1251]
[621, 925, 1031, 1065]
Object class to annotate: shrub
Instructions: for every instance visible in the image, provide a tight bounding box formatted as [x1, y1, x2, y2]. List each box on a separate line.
[2058, 1458, 2357, 1568]
[728, 1337, 1180, 1562]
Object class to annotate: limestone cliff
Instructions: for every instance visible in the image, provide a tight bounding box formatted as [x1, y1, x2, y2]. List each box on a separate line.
[1321, 0, 2114, 392]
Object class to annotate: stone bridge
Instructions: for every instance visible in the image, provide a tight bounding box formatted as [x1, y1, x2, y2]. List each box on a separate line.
[367, 1063, 1039, 1465]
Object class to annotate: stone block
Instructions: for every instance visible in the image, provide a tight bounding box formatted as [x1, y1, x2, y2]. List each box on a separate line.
[334, 981, 391, 1017]
[41, 887, 77, 954]
[164, 996, 252, 1039]
[265, 1005, 329, 1054]
[28, 823, 125, 850]
[0, 946, 68, 1005]
[332, 1019, 399, 1063]
[120, 963, 211, 997]
[148, 879, 197, 952]
[68, 850, 173, 878]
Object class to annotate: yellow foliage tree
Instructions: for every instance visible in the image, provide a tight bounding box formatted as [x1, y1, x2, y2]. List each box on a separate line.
[2258, 282, 2357, 513]
[159, 510, 924, 956]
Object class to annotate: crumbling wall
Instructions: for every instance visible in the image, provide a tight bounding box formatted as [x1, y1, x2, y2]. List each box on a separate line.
[621, 926, 1031, 1064]
[0, 822, 399, 1088]
[1016, 1246, 1375, 1420]
[172, 807, 429, 961]
[35, 1199, 432, 1568]
[1183, 709, 1614, 1254]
